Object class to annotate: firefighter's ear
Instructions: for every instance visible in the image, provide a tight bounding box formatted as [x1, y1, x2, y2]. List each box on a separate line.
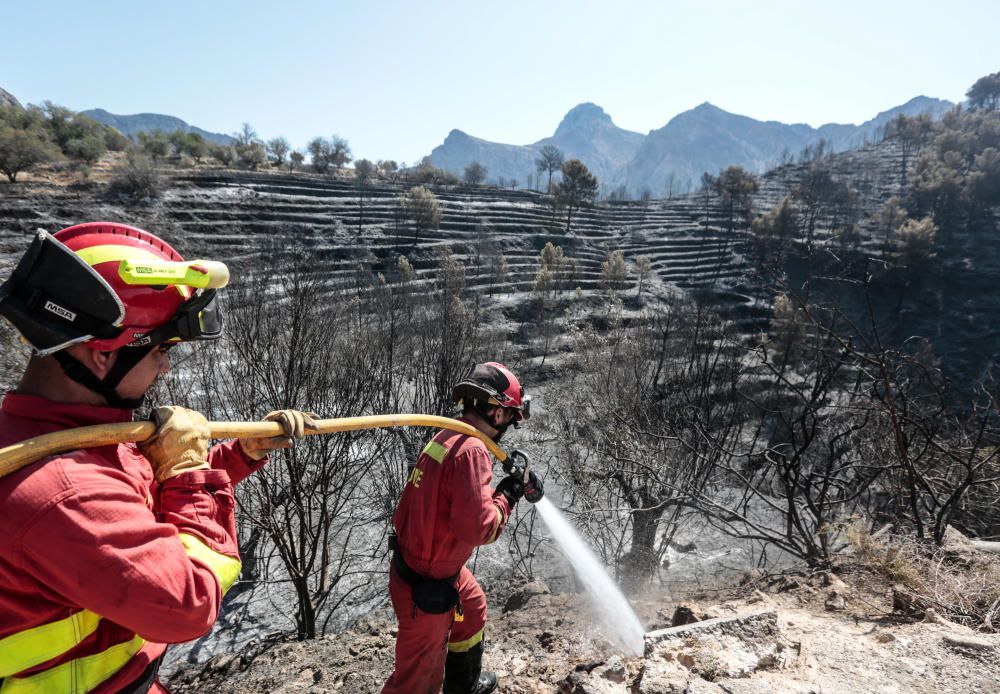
[492, 406, 514, 427]
[65, 345, 115, 379]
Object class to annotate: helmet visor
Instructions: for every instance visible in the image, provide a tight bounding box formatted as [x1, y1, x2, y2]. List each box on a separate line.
[133, 289, 223, 347]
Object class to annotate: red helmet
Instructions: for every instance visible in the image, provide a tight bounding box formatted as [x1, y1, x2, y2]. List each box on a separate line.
[451, 361, 530, 423]
[57, 222, 190, 351]
[0, 222, 226, 355]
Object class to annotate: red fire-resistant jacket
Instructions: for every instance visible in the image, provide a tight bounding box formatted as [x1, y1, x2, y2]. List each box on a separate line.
[0, 393, 265, 693]
[392, 419, 513, 580]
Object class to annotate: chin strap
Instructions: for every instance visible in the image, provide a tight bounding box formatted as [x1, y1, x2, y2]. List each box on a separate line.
[492, 421, 512, 441]
[466, 400, 514, 442]
[52, 346, 155, 410]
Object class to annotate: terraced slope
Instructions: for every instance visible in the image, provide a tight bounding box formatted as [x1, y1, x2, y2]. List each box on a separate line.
[0, 170, 762, 322]
[0, 138, 931, 359]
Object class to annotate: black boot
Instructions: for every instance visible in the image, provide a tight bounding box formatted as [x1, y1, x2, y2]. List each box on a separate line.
[442, 640, 498, 694]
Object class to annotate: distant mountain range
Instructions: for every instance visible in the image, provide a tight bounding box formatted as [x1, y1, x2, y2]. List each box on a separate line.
[0, 83, 956, 194]
[80, 109, 234, 145]
[429, 96, 954, 195]
[0, 88, 235, 145]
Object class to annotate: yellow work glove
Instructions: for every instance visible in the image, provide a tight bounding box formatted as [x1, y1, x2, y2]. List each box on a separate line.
[238, 409, 320, 461]
[140, 406, 212, 482]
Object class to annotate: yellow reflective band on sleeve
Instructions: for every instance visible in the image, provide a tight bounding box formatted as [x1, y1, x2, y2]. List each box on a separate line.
[422, 441, 449, 464]
[0, 610, 101, 678]
[485, 506, 504, 545]
[447, 628, 484, 653]
[0, 635, 144, 694]
[178, 533, 242, 595]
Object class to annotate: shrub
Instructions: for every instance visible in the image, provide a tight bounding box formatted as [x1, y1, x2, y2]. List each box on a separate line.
[210, 144, 235, 166]
[0, 127, 58, 182]
[108, 151, 162, 201]
[103, 129, 130, 152]
[850, 526, 1000, 631]
[64, 135, 106, 165]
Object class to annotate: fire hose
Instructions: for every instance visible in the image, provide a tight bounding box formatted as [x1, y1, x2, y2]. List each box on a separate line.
[0, 414, 510, 480]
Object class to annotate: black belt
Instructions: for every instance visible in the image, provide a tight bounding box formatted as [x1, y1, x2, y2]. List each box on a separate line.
[118, 654, 163, 694]
[392, 550, 459, 587]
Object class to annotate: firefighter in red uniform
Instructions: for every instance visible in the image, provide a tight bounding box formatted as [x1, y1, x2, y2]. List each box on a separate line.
[0, 223, 314, 693]
[382, 362, 542, 694]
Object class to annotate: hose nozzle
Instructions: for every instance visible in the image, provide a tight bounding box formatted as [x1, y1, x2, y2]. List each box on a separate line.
[504, 449, 544, 503]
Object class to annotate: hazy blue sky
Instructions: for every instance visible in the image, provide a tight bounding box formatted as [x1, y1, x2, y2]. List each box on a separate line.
[5, 1, 998, 164]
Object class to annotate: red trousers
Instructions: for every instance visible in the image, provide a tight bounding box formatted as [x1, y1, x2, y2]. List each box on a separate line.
[381, 564, 488, 694]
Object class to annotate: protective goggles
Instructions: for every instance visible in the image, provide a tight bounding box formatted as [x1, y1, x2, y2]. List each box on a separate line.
[519, 395, 532, 420]
[486, 389, 530, 423]
[129, 288, 224, 347]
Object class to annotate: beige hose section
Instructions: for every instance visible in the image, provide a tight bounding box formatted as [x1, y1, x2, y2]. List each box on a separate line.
[0, 414, 508, 479]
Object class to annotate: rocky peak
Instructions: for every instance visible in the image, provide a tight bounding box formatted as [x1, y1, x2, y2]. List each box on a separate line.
[443, 128, 474, 144]
[0, 87, 23, 110]
[667, 102, 736, 128]
[554, 102, 614, 137]
[691, 101, 723, 114]
[863, 95, 954, 127]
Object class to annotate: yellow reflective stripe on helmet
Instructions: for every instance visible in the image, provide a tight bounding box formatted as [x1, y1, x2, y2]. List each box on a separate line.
[447, 628, 484, 653]
[74, 245, 166, 268]
[118, 259, 230, 289]
[178, 533, 242, 595]
[0, 635, 144, 694]
[75, 244, 188, 297]
[422, 441, 450, 464]
[0, 610, 101, 678]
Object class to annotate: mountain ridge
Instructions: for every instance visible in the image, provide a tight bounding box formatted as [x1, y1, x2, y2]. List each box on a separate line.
[81, 108, 234, 145]
[430, 96, 955, 195]
[429, 101, 643, 187]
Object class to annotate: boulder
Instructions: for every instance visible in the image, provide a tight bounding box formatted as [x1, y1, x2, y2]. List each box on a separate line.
[941, 525, 979, 564]
[645, 609, 780, 653]
[943, 633, 996, 651]
[558, 661, 630, 693]
[892, 585, 932, 616]
[504, 578, 551, 612]
[670, 604, 700, 627]
[634, 656, 692, 694]
[601, 655, 627, 683]
[814, 571, 850, 592]
[824, 590, 847, 612]
[642, 610, 795, 683]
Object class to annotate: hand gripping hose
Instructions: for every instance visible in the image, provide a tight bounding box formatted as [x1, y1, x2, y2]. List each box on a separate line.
[0, 414, 508, 479]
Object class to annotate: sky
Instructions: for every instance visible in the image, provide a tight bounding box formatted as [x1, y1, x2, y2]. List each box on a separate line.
[4, 0, 999, 165]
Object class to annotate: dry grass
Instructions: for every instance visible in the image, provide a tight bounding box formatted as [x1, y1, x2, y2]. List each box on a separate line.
[848, 525, 1000, 631]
